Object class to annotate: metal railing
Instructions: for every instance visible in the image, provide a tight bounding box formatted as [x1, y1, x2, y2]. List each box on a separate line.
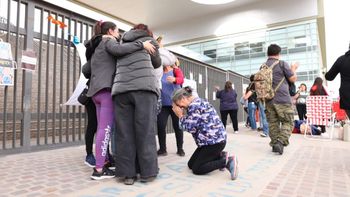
[166, 53, 249, 133]
[0, 0, 95, 154]
[0, 0, 248, 155]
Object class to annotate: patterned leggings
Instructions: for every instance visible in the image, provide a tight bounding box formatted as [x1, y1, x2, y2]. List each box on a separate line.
[92, 89, 114, 169]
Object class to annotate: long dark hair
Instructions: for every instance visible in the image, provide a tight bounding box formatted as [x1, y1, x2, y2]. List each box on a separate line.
[224, 81, 233, 92]
[310, 77, 327, 95]
[94, 21, 116, 35]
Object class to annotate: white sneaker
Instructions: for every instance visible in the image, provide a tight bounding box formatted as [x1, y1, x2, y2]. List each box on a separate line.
[234, 131, 239, 134]
[260, 132, 267, 137]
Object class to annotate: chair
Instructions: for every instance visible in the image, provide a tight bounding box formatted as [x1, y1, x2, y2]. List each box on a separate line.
[303, 95, 336, 141]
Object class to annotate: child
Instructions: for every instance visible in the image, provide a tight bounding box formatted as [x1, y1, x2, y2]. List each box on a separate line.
[171, 87, 238, 180]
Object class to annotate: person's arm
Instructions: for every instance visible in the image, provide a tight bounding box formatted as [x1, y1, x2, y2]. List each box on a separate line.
[287, 62, 299, 83]
[216, 90, 222, 99]
[105, 38, 144, 57]
[149, 39, 161, 69]
[173, 67, 184, 85]
[325, 56, 342, 81]
[173, 104, 201, 134]
[292, 91, 300, 100]
[243, 90, 252, 100]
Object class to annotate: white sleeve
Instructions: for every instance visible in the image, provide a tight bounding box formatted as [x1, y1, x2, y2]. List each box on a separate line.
[154, 66, 163, 89]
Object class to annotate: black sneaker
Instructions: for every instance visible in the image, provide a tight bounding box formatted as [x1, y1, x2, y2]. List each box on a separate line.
[272, 145, 278, 153]
[176, 149, 185, 157]
[90, 167, 115, 180]
[272, 141, 284, 155]
[84, 154, 96, 168]
[157, 149, 168, 156]
[124, 176, 137, 185]
[140, 176, 157, 183]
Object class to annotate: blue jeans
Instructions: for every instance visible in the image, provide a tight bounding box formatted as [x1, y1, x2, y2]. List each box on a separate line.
[258, 102, 269, 135]
[248, 102, 257, 130]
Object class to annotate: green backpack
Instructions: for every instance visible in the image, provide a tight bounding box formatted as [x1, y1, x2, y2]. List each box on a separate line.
[254, 60, 284, 102]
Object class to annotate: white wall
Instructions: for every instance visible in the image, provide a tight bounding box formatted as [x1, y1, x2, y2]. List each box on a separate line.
[323, 0, 350, 97]
[158, 0, 318, 45]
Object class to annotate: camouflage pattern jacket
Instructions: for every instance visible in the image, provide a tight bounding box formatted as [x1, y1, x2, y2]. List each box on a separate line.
[179, 97, 227, 147]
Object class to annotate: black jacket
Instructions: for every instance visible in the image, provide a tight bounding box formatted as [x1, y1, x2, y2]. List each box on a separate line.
[86, 36, 144, 97]
[111, 29, 161, 97]
[85, 35, 102, 61]
[325, 50, 350, 110]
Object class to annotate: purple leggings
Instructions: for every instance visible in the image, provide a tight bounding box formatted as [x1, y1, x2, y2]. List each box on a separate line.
[92, 89, 114, 169]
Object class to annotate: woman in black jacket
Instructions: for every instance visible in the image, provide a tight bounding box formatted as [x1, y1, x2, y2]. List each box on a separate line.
[85, 21, 155, 180]
[325, 45, 350, 118]
[110, 24, 161, 185]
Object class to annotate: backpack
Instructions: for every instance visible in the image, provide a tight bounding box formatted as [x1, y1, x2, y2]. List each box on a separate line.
[254, 60, 284, 101]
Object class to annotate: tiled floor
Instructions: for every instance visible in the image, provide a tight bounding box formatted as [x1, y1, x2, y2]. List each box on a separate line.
[0, 124, 349, 197]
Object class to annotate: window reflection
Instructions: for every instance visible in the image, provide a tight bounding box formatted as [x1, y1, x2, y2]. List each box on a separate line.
[182, 21, 321, 87]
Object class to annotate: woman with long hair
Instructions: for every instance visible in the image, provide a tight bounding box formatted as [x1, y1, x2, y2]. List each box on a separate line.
[87, 21, 155, 180]
[310, 77, 327, 96]
[309, 77, 328, 134]
[215, 81, 239, 133]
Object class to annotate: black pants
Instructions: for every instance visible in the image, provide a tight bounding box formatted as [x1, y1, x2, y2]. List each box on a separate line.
[113, 91, 158, 178]
[84, 98, 97, 155]
[188, 142, 226, 175]
[296, 104, 307, 120]
[244, 107, 250, 126]
[157, 106, 183, 151]
[220, 109, 238, 131]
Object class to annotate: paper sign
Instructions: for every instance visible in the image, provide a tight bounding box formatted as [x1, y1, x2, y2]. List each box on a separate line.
[21, 50, 37, 70]
[0, 41, 13, 61]
[0, 59, 12, 68]
[0, 41, 15, 68]
[198, 74, 202, 84]
[64, 42, 88, 106]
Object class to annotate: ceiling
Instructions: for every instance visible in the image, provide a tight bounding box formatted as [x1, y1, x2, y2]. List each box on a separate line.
[70, 0, 318, 45]
[72, 0, 262, 30]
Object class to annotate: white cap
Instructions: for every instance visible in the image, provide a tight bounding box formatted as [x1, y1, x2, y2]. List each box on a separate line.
[159, 48, 176, 66]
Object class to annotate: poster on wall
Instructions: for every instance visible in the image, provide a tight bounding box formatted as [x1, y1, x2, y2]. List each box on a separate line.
[0, 67, 14, 86]
[0, 41, 13, 66]
[0, 40, 15, 86]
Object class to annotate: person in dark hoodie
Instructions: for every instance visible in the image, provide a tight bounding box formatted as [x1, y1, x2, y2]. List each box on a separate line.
[86, 21, 156, 180]
[109, 24, 161, 185]
[325, 43, 350, 118]
[81, 25, 101, 168]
